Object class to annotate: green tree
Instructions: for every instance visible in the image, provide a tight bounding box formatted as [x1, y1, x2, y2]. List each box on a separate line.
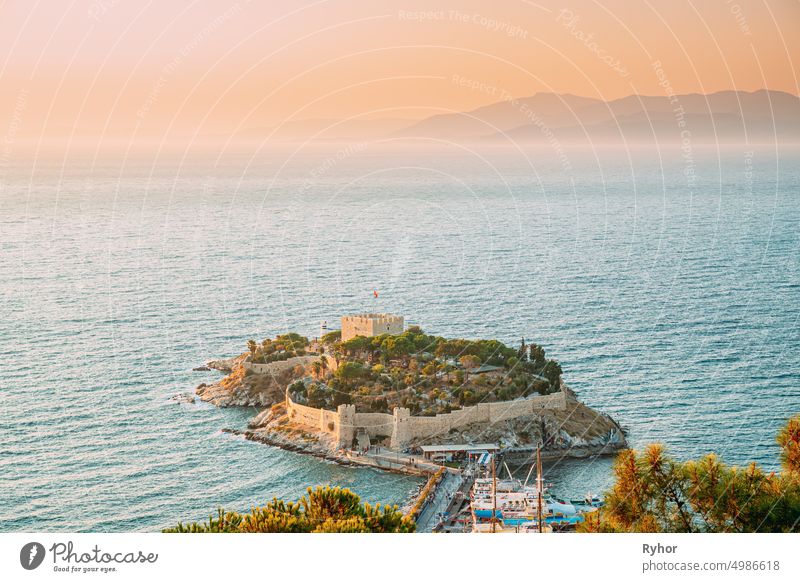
[332, 389, 352, 407]
[529, 344, 545, 365]
[442, 363, 454, 381]
[459, 354, 480, 381]
[321, 330, 341, 344]
[336, 361, 363, 380]
[306, 384, 326, 408]
[517, 338, 528, 361]
[542, 360, 562, 388]
[580, 416, 800, 533]
[777, 414, 800, 476]
[276, 333, 309, 350]
[247, 339, 257, 361]
[331, 341, 346, 366]
[371, 397, 389, 413]
[165, 486, 415, 533]
[342, 335, 371, 357]
[391, 336, 415, 363]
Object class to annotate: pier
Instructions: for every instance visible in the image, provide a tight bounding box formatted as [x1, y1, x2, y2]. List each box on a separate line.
[343, 446, 454, 477]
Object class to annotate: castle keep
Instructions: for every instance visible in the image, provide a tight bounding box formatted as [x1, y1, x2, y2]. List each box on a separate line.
[341, 313, 404, 341]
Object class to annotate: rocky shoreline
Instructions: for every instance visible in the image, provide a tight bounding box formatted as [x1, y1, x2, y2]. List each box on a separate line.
[205, 355, 244, 373]
[221, 427, 349, 466]
[195, 354, 319, 407]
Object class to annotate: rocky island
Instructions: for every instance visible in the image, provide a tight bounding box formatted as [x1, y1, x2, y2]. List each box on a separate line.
[195, 314, 626, 471]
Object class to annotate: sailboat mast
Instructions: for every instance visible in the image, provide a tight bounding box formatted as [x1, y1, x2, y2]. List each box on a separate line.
[523, 459, 536, 487]
[491, 454, 497, 533]
[537, 444, 543, 533]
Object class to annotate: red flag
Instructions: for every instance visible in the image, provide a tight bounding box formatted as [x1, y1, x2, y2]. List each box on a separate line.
[373, 289, 379, 298]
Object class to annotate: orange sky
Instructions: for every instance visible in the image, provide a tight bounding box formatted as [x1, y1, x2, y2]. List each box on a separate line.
[0, 0, 798, 141]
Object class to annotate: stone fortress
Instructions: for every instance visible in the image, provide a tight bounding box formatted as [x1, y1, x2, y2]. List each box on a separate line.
[206, 312, 626, 460]
[341, 313, 404, 342]
[281, 311, 571, 450]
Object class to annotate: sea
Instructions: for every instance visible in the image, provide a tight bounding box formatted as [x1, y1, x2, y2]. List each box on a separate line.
[1, 142, 798, 531]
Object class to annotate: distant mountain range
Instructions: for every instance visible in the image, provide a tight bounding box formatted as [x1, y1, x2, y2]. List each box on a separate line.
[398, 90, 800, 143]
[240, 90, 800, 144]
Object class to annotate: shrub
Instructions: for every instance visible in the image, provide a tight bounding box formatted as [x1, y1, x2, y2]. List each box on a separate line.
[579, 416, 800, 533]
[165, 486, 415, 533]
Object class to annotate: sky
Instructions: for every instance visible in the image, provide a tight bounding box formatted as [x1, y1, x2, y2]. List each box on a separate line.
[0, 0, 798, 142]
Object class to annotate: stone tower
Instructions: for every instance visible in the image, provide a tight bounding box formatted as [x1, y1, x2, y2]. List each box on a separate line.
[390, 407, 411, 450]
[341, 313, 404, 341]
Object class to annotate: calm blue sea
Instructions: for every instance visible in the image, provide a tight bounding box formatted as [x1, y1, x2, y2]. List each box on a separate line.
[1, 143, 798, 531]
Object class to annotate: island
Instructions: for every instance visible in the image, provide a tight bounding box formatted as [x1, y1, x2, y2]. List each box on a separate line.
[194, 313, 627, 473]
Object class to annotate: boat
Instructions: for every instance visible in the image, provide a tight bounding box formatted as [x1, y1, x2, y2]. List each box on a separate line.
[470, 479, 589, 518]
[469, 445, 598, 533]
[569, 493, 604, 508]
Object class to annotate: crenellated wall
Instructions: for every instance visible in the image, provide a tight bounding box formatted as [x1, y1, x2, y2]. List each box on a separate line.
[243, 354, 338, 374]
[341, 313, 404, 341]
[391, 392, 566, 449]
[285, 388, 567, 450]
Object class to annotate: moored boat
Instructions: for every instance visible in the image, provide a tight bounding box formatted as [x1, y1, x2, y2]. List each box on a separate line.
[469, 446, 598, 533]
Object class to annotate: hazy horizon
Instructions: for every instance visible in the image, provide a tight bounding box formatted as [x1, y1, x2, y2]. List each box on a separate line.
[1, 0, 798, 150]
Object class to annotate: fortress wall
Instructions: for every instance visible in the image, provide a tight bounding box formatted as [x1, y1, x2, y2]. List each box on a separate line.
[341, 318, 374, 342]
[394, 392, 566, 447]
[532, 391, 567, 410]
[286, 397, 327, 432]
[244, 362, 274, 374]
[321, 409, 340, 433]
[286, 388, 567, 450]
[404, 404, 486, 436]
[243, 355, 319, 375]
[353, 412, 395, 438]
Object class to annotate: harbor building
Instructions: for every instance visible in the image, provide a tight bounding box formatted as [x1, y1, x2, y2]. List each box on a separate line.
[341, 313, 404, 341]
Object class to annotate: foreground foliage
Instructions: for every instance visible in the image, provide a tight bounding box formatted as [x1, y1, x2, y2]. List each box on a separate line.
[164, 486, 415, 533]
[580, 415, 800, 532]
